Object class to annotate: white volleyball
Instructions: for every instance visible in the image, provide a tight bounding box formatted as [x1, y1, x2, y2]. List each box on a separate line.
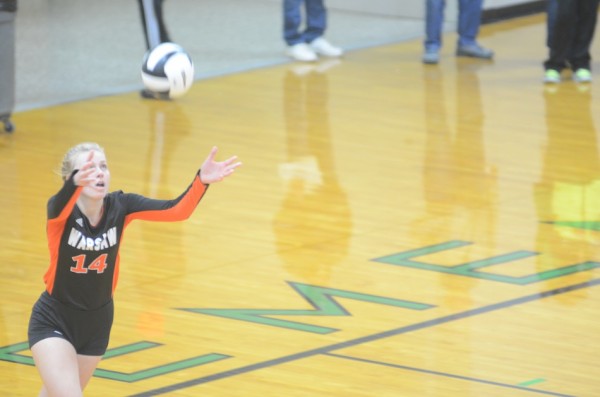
[141, 42, 194, 99]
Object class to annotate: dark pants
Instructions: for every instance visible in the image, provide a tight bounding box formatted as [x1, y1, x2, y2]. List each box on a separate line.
[138, 0, 171, 50]
[544, 0, 600, 71]
[0, 10, 15, 116]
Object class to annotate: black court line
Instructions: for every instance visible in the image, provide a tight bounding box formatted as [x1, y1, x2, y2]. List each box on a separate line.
[324, 352, 574, 397]
[131, 278, 600, 396]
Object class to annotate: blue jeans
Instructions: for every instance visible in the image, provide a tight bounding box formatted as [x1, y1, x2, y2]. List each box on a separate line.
[283, 0, 327, 46]
[424, 0, 483, 52]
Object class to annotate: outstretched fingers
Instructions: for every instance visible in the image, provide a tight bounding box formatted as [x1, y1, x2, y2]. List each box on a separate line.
[199, 147, 242, 184]
[223, 156, 242, 171]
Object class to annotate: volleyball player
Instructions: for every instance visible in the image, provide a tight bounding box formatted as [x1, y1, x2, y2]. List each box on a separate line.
[28, 142, 241, 396]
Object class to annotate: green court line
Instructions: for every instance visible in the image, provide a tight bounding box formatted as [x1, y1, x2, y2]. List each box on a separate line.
[519, 378, 547, 387]
[181, 281, 434, 334]
[94, 354, 231, 382]
[0, 340, 231, 383]
[551, 221, 600, 231]
[132, 278, 599, 397]
[373, 240, 600, 285]
[0, 341, 161, 366]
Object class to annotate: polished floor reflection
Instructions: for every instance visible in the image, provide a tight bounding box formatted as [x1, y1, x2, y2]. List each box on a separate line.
[1, 13, 600, 397]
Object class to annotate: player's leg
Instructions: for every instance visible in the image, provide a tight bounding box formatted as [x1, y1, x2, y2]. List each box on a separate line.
[77, 354, 103, 391]
[32, 337, 82, 397]
[75, 298, 113, 391]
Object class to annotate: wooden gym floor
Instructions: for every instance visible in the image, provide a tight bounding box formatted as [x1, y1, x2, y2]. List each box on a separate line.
[1, 12, 600, 397]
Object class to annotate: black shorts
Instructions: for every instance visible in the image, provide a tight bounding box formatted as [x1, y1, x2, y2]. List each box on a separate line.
[28, 291, 114, 356]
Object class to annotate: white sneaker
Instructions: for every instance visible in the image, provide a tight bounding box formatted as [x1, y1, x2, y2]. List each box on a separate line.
[286, 43, 318, 62]
[310, 37, 343, 57]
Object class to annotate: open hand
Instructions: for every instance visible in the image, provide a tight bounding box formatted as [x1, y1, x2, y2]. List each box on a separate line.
[200, 146, 242, 184]
[74, 151, 98, 187]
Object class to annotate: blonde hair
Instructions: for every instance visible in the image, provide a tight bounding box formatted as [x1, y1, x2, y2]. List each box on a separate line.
[60, 142, 105, 180]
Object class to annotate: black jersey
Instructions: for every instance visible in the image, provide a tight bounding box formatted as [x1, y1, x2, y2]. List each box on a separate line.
[43, 171, 208, 310]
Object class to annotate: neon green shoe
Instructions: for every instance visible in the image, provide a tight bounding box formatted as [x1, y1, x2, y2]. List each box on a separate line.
[574, 68, 592, 83]
[544, 69, 561, 84]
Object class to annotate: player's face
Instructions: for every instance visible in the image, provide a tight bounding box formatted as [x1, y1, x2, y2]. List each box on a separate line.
[73, 150, 111, 199]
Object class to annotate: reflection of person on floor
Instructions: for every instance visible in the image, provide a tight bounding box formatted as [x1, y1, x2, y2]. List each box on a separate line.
[413, 63, 497, 388]
[274, 62, 351, 282]
[420, 63, 497, 243]
[136, 100, 192, 338]
[411, 64, 498, 386]
[535, 84, 600, 292]
[417, 62, 497, 306]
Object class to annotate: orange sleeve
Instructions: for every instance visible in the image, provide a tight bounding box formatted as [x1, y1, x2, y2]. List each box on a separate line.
[123, 173, 208, 225]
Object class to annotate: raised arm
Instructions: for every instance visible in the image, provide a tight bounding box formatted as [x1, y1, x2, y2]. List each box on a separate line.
[47, 151, 98, 221]
[124, 146, 242, 223]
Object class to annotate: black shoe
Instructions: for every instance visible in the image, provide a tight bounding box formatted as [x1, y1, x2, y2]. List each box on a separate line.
[140, 89, 170, 100]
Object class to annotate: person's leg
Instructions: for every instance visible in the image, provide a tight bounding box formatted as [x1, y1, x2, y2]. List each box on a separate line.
[32, 338, 83, 397]
[455, 0, 493, 58]
[284, 0, 320, 61]
[77, 354, 103, 391]
[546, 0, 558, 48]
[138, 0, 175, 97]
[569, 0, 599, 72]
[154, 0, 170, 44]
[544, 0, 577, 72]
[139, 0, 170, 50]
[456, 0, 483, 48]
[283, 0, 304, 45]
[303, 0, 326, 43]
[424, 0, 445, 52]
[305, 0, 342, 57]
